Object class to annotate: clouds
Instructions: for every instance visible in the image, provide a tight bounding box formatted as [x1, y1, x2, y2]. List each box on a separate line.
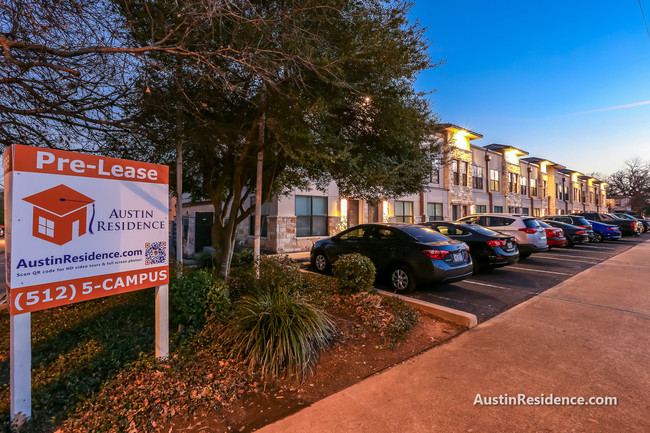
[569, 100, 650, 116]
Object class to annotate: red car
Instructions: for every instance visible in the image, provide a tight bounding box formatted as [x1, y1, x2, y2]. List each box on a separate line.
[538, 220, 566, 248]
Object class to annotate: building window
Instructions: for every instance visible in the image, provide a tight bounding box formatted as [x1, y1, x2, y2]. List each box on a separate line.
[534, 208, 541, 217]
[490, 170, 500, 192]
[574, 187, 578, 202]
[542, 180, 547, 197]
[39, 216, 55, 237]
[394, 201, 413, 222]
[508, 206, 519, 213]
[475, 205, 487, 214]
[427, 202, 443, 221]
[452, 204, 459, 220]
[522, 207, 530, 215]
[508, 172, 519, 193]
[472, 166, 484, 189]
[531, 178, 538, 197]
[520, 176, 527, 195]
[461, 161, 469, 186]
[494, 205, 504, 213]
[249, 200, 270, 237]
[430, 166, 440, 184]
[556, 183, 560, 199]
[296, 196, 328, 237]
[452, 160, 460, 186]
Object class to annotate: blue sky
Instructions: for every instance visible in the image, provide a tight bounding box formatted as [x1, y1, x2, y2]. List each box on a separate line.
[410, 0, 650, 176]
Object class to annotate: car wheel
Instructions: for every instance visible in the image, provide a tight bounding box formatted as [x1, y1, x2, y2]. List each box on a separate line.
[519, 252, 531, 260]
[390, 265, 416, 293]
[593, 232, 604, 243]
[312, 251, 331, 273]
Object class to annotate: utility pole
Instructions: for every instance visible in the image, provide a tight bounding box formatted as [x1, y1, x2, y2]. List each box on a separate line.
[254, 87, 266, 280]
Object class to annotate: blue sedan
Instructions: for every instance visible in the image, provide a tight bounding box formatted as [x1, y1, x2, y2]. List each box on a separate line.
[588, 220, 621, 242]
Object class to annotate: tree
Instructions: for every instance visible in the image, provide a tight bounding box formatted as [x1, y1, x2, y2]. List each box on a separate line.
[3, 0, 442, 279]
[606, 158, 650, 213]
[1, 0, 331, 150]
[121, 0, 441, 278]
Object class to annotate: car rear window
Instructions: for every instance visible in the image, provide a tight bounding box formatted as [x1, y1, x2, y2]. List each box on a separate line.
[537, 221, 551, 228]
[400, 226, 450, 242]
[523, 219, 541, 229]
[572, 217, 590, 226]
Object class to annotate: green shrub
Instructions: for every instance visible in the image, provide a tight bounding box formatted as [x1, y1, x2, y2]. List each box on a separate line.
[332, 253, 376, 294]
[229, 289, 337, 380]
[196, 250, 215, 269]
[256, 255, 303, 294]
[205, 279, 232, 323]
[231, 248, 255, 268]
[227, 255, 303, 300]
[170, 269, 216, 329]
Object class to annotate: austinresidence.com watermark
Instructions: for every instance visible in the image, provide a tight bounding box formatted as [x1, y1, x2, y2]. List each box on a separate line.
[474, 393, 618, 406]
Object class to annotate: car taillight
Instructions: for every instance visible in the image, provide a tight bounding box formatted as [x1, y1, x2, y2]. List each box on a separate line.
[606, 227, 618, 231]
[555, 229, 563, 237]
[487, 240, 506, 247]
[518, 228, 538, 234]
[579, 225, 590, 229]
[575, 230, 584, 235]
[422, 249, 450, 260]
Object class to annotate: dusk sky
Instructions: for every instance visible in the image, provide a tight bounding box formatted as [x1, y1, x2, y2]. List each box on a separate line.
[410, 0, 650, 177]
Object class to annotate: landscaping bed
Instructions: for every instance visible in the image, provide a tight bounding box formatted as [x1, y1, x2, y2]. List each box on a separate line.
[0, 255, 464, 432]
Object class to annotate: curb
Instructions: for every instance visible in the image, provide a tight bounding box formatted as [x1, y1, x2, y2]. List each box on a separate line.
[377, 289, 478, 329]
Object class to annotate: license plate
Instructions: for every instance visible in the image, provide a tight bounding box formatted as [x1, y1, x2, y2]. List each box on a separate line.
[506, 241, 513, 249]
[453, 252, 463, 262]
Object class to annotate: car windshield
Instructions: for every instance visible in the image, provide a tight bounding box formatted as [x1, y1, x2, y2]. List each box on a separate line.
[573, 217, 591, 226]
[600, 214, 616, 221]
[400, 226, 450, 242]
[466, 225, 501, 236]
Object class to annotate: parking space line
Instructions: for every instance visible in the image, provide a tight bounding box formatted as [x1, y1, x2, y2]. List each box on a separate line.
[532, 255, 601, 264]
[463, 279, 536, 294]
[533, 253, 610, 263]
[576, 245, 617, 250]
[509, 266, 572, 276]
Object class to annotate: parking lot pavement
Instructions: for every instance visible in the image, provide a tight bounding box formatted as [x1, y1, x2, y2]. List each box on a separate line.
[405, 235, 648, 323]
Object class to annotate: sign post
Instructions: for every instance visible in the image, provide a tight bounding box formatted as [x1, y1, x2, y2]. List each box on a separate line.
[4, 144, 169, 425]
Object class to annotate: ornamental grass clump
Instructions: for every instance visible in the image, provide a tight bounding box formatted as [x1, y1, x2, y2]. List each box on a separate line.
[230, 289, 337, 380]
[332, 253, 376, 294]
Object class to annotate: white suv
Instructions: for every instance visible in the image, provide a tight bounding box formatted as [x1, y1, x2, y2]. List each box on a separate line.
[457, 214, 549, 259]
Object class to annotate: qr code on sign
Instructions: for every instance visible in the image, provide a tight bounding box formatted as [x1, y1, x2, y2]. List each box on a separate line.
[145, 241, 167, 265]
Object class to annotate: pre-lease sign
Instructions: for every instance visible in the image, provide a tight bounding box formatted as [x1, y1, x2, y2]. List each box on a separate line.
[4, 145, 169, 314]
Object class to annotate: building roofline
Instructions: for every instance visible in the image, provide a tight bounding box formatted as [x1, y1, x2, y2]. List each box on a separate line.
[483, 143, 529, 156]
[439, 123, 483, 140]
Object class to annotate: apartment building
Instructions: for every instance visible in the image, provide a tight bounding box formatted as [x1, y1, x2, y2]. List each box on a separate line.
[180, 124, 609, 254]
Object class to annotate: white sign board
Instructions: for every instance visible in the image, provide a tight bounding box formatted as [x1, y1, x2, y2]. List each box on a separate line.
[4, 144, 169, 314]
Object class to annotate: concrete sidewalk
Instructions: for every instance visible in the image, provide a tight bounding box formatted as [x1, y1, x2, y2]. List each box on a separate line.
[258, 239, 650, 432]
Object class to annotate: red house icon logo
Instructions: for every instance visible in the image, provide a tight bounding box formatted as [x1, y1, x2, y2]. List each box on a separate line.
[23, 184, 95, 246]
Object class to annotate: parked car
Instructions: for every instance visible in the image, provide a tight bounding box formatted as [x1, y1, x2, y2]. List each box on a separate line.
[542, 215, 594, 240]
[573, 212, 640, 236]
[310, 223, 473, 293]
[540, 220, 590, 246]
[537, 220, 566, 248]
[587, 219, 622, 242]
[456, 214, 548, 259]
[421, 221, 519, 273]
[613, 213, 647, 234]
